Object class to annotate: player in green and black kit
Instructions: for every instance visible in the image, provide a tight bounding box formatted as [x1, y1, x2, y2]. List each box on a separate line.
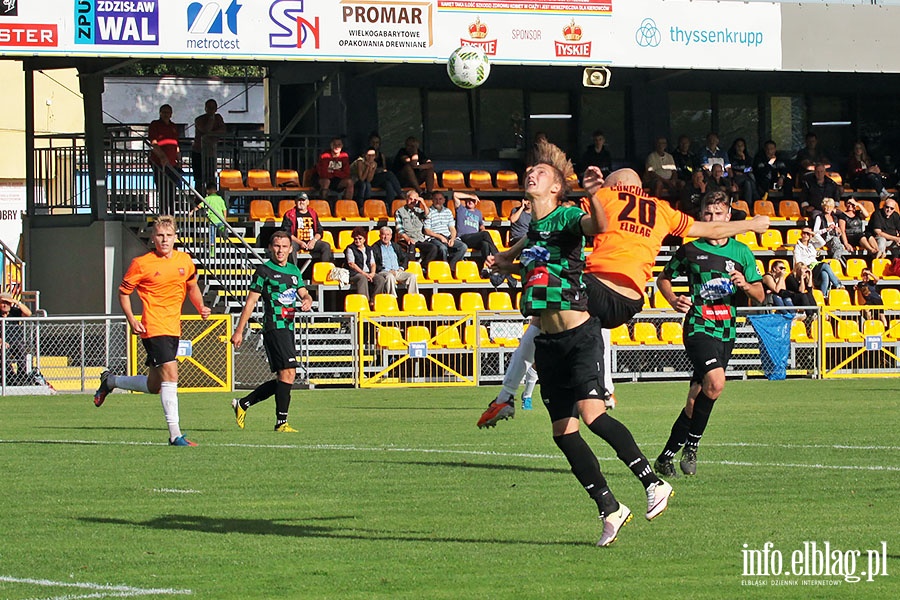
[230, 231, 313, 432]
[654, 191, 765, 477]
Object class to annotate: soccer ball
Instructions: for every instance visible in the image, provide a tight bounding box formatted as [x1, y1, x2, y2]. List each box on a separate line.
[447, 46, 491, 89]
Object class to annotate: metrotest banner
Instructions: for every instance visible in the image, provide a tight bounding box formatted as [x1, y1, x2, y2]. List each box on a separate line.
[0, 0, 782, 70]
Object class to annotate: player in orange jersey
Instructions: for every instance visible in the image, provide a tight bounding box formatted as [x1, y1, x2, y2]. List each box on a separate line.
[478, 168, 770, 428]
[93, 216, 211, 446]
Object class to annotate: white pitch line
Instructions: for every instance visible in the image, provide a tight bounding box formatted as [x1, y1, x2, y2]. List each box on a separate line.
[2, 439, 897, 472]
[0, 575, 191, 599]
[151, 488, 201, 494]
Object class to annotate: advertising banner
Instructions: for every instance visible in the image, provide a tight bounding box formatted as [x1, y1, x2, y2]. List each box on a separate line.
[0, 0, 782, 70]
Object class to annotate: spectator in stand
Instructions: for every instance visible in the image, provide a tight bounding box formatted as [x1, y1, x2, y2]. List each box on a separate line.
[706, 163, 737, 200]
[148, 104, 183, 215]
[508, 197, 532, 245]
[0, 292, 33, 385]
[393, 136, 435, 197]
[793, 132, 831, 180]
[280, 193, 334, 273]
[191, 98, 226, 190]
[811, 197, 850, 266]
[841, 198, 876, 253]
[846, 141, 892, 200]
[760, 260, 793, 308]
[578, 129, 612, 182]
[679, 169, 707, 219]
[753, 140, 792, 198]
[350, 147, 377, 207]
[423, 192, 468, 269]
[855, 268, 886, 326]
[698, 132, 729, 173]
[372, 226, 419, 297]
[316, 137, 354, 201]
[784, 262, 817, 308]
[793, 227, 842, 295]
[394, 189, 440, 267]
[728, 138, 757, 203]
[344, 226, 387, 304]
[864, 197, 900, 258]
[644, 136, 679, 198]
[452, 191, 512, 287]
[367, 132, 403, 203]
[673, 134, 697, 185]
[800, 162, 841, 217]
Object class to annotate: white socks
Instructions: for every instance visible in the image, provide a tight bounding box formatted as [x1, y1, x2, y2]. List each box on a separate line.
[500, 324, 540, 399]
[159, 381, 182, 441]
[112, 375, 150, 393]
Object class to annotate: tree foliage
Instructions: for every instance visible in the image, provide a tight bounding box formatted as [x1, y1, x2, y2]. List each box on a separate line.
[111, 62, 266, 78]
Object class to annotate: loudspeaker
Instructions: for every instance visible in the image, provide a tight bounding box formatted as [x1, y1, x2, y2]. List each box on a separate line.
[582, 67, 611, 88]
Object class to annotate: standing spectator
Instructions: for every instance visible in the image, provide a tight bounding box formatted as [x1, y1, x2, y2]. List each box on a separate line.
[372, 227, 420, 297]
[508, 197, 532, 245]
[864, 197, 900, 258]
[846, 141, 891, 200]
[672, 134, 697, 184]
[367, 132, 403, 203]
[793, 132, 831, 179]
[793, 227, 842, 295]
[230, 231, 313, 433]
[698, 132, 729, 172]
[344, 227, 387, 304]
[423, 192, 468, 269]
[93, 216, 211, 446]
[753, 140, 791, 198]
[148, 104, 183, 214]
[728, 138, 757, 203]
[578, 129, 612, 181]
[393, 136, 435, 197]
[0, 292, 33, 385]
[351, 147, 378, 207]
[316, 137, 354, 201]
[280, 193, 333, 272]
[784, 262, 817, 308]
[192, 183, 228, 257]
[191, 98, 226, 190]
[799, 162, 841, 217]
[842, 198, 876, 253]
[394, 189, 440, 267]
[643, 136, 679, 198]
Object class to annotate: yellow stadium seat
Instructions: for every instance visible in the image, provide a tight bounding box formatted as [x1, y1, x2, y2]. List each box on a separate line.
[759, 229, 784, 250]
[496, 170, 520, 190]
[824, 259, 846, 280]
[406, 325, 431, 345]
[790, 320, 813, 343]
[863, 319, 886, 337]
[735, 231, 761, 251]
[778, 200, 801, 220]
[885, 320, 900, 341]
[338, 230, 355, 250]
[755, 260, 766, 278]
[427, 261, 456, 283]
[836, 319, 864, 342]
[859, 200, 876, 215]
[344, 294, 370, 313]
[459, 291, 485, 312]
[320, 230, 337, 251]
[828, 288, 852, 308]
[872, 257, 896, 279]
[402, 293, 429, 314]
[785, 228, 803, 247]
[277, 199, 295, 219]
[312, 261, 337, 286]
[247, 169, 275, 190]
[440, 169, 466, 190]
[275, 169, 301, 188]
[881, 288, 900, 309]
[455, 260, 488, 283]
[753, 200, 776, 218]
[406, 261, 427, 283]
[479, 200, 500, 221]
[430, 292, 457, 313]
[812, 289, 826, 306]
[609, 324, 635, 345]
[377, 326, 406, 350]
[469, 170, 496, 191]
[367, 229, 381, 246]
[465, 324, 499, 348]
[810, 320, 838, 343]
[501, 199, 521, 218]
[632, 322, 662, 344]
[653, 288, 672, 310]
[845, 258, 867, 280]
[335, 200, 362, 220]
[249, 200, 276, 222]
[433, 325, 466, 348]
[488, 291, 513, 311]
[373, 294, 399, 313]
[390, 199, 406, 216]
[659, 322, 683, 345]
[301, 167, 317, 187]
[219, 169, 249, 191]
[309, 199, 334, 220]
[364, 199, 389, 220]
[731, 200, 750, 215]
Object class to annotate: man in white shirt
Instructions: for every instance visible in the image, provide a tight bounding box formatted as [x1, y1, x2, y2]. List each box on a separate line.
[644, 136, 679, 198]
[372, 226, 419, 296]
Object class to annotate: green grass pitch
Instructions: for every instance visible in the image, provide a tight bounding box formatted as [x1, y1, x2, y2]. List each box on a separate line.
[1, 379, 897, 599]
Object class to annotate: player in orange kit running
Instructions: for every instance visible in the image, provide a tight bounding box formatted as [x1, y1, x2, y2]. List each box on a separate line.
[478, 168, 770, 428]
[93, 216, 211, 446]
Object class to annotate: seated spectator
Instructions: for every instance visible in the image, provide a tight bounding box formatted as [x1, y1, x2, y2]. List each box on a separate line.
[753, 140, 792, 198]
[372, 226, 419, 297]
[864, 197, 900, 258]
[698, 132, 729, 172]
[350, 147, 377, 207]
[344, 226, 387, 304]
[679, 169, 707, 219]
[578, 129, 612, 181]
[316, 137, 354, 201]
[728, 137, 757, 203]
[423, 192, 467, 268]
[841, 198, 877, 253]
[452, 191, 513, 288]
[793, 227, 842, 295]
[643, 136, 679, 198]
[280, 193, 334, 274]
[706, 163, 737, 200]
[367, 132, 403, 203]
[672, 134, 697, 184]
[761, 260, 793, 307]
[394, 189, 440, 267]
[784, 262, 817, 308]
[811, 198, 850, 266]
[799, 162, 841, 217]
[508, 197, 532, 245]
[393, 136, 435, 197]
[846, 141, 891, 200]
[855, 268, 886, 326]
[793, 132, 831, 180]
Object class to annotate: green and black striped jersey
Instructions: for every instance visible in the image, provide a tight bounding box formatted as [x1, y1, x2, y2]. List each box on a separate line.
[519, 205, 587, 316]
[662, 238, 761, 342]
[250, 260, 306, 332]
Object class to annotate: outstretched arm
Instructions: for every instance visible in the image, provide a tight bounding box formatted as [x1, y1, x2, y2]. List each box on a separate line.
[687, 215, 770, 239]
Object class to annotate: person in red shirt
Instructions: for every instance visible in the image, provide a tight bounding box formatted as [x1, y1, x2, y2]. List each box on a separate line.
[316, 137, 354, 202]
[93, 216, 211, 446]
[148, 104, 184, 215]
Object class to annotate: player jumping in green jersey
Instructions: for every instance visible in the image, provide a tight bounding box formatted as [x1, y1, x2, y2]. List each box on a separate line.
[654, 191, 765, 477]
[231, 231, 313, 432]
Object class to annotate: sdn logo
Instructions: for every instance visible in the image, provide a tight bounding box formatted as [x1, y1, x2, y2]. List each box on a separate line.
[188, 0, 242, 35]
[635, 17, 660, 48]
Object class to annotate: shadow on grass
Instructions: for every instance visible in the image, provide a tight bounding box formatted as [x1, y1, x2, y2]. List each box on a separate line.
[358, 459, 567, 475]
[78, 514, 586, 547]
